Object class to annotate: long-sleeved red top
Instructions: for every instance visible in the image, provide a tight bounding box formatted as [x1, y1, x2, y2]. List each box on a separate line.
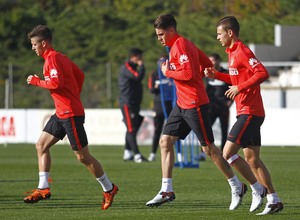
[215, 40, 269, 117]
[165, 34, 213, 109]
[35, 48, 85, 119]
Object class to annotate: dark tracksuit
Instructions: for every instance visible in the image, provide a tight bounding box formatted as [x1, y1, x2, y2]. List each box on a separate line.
[119, 61, 145, 154]
[206, 67, 232, 150]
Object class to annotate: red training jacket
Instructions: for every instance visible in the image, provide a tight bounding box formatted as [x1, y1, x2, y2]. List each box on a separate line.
[215, 40, 269, 117]
[36, 48, 85, 119]
[166, 34, 213, 109]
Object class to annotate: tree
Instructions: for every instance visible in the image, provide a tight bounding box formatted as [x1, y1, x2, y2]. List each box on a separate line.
[0, 0, 299, 108]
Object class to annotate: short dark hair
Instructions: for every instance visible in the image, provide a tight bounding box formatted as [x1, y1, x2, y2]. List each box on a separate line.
[153, 14, 177, 30]
[28, 25, 52, 42]
[217, 16, 240, 37]
[209, 53, 221, 61]
[128, 48, 143, 57]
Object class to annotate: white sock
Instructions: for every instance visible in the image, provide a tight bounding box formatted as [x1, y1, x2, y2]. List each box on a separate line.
[149, 153, 155, 157]
[228, 175, 241, 192]
[96, 173, 113, 192]
[161, 178, 173, 192]
[250, 181, 262, 192]
[267, 193, 280, 204]
[38, 172, 49, 189]
[134, 153, 142, 160]
[124, 149, 132, 158]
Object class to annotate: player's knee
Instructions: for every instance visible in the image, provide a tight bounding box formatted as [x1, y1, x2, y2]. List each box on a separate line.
[76, 154, 88, 164]
[226, 154, 239, 165]
[159, 138, 168, 149]
[202, 143, 219, 158]
[245, 156, 259, 168]
[159, 135, 175, 150]
[35, 142, 48, 154]
[201, 146, 211, 157]
[35, 142, 41, 151]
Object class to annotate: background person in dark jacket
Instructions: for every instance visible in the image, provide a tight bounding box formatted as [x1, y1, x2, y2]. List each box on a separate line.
[206, 53, 232, 150]
[118, 48, 147, 163]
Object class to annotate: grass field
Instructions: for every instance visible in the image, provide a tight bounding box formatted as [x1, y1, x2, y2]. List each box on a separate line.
[0, 144, 299, 220]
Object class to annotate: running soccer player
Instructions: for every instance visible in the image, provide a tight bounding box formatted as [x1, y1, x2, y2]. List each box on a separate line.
[146, 14, 248, 211]
[205, 16, 283, 215]
[24, 25, 118, 210]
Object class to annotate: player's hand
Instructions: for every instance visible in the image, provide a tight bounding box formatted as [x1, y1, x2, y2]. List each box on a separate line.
[27, 74, 40, 85]
[204, 67, 216, 78]
[137, 60, 144, 66]
[225, 86, 240, 100]
[161, 59, 169, 76]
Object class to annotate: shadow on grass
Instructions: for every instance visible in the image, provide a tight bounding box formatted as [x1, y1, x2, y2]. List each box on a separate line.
[0, 197, 228, 210]
[0, 179, 36, 183]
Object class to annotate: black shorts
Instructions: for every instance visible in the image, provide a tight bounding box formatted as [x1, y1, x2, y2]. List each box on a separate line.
[228, 114, 264, 147]
[163, 103, 214, 146]
[43, 114, 88, 151]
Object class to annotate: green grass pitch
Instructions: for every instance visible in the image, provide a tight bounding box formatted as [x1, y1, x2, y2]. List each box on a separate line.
[0, 144, 299, 220]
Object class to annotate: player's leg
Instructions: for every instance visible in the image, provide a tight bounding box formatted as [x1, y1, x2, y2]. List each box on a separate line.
[223, 142, 257, 187]
[146, 105, 185, 207]
[243, 147, 274, 193]
[243, 145, 283, 214]
[186, 104, 233, 178]
[202, 141, 248, 211]
[146, 134, 177, 207]
[160, 134, 178, 178]
[36, 131, 59, 182]
[66, 116, 118, 210]
[74, 145, 119, 209]
[24, 115, 61, 203]
[186, 104, 246, 211]
[244, 147, 283, 215]
[225, 115, 267, 212]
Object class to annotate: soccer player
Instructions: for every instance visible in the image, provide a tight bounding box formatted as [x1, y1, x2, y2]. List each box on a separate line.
[146, 14, 248, 211]
[148, 55, 174, 161]
[206, 53, 232, 151]
[205, 16, 283, 215]
[24, 25, 118, 210]
[118, 48, 148, 163]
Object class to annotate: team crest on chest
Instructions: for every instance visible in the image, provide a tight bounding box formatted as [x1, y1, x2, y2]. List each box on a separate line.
[249, 58, 259, 68]
[50, 69, 58, 78]
[179, 54, 189, 64]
